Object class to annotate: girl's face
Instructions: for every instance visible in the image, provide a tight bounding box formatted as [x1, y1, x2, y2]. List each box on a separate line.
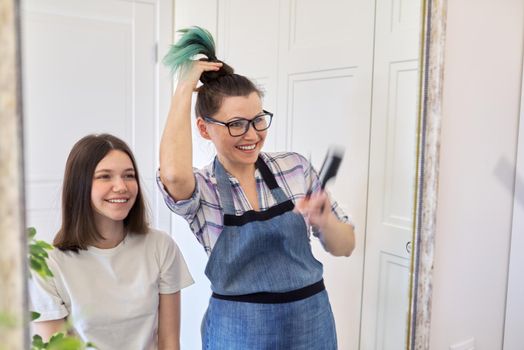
[197, 92, 267, 172]
[91, 150, 138, 228]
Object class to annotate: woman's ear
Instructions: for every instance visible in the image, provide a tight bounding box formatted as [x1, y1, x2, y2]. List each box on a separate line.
[196, 117, 211, 140]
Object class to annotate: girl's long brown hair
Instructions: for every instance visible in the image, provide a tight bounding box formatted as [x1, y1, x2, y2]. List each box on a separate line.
[54, 134, 148, 252]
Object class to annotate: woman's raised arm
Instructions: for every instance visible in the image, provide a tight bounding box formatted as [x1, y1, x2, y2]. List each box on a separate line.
[159, 61, 222, 201]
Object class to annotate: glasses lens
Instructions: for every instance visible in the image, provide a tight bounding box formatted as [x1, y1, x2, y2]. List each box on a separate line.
[226, 113, 273, 136]
[228, 120, 249, 136]
[252, 113, 272, 131]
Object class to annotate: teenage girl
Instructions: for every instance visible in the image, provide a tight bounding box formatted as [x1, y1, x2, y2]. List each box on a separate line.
[31, 133, 194, 350]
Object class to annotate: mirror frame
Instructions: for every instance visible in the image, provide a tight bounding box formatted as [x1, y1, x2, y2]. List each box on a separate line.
[0, 0, 448, 347]
[409, 0, 448, 348]
[0, 0, 29, 348]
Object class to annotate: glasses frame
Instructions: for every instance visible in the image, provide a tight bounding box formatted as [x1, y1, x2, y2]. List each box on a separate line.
[202, 110, 274, 137]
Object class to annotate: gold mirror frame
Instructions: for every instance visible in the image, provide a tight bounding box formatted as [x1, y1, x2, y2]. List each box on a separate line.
[409, 0, 447, 348]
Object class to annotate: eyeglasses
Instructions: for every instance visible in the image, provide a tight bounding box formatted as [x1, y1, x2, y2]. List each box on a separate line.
[202, 110, 274, 137]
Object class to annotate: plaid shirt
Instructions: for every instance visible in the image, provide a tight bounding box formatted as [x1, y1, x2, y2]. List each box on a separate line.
[157, 152, 351, 255]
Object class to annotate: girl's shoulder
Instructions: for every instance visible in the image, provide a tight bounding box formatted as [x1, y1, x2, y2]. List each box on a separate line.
[47, 245, 80, 262]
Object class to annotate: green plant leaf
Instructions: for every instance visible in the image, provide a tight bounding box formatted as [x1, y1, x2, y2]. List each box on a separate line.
[28, 229, 55, 280]
[27, 227, 37, 239]
[30, 255, 54, 278]
[41, 260, 54, 277]
[30, 244, 49, 258]
[47, 337, 84, 350]
[31, 334, 45, 348]
[31, 311, 41, 321]
[48, 333, 64, 343]
[30, 258, 48, 279]
[29, 255, 42, 271]
[35, 240, 53, 250]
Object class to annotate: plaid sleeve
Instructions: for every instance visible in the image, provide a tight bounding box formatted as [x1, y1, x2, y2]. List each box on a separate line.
[156, 170, 201, 222]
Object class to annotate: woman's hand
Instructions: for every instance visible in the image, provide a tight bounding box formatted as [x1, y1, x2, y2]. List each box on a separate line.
[177, 60, 222, 92]
[295, 191, 355, 257]
[294, 191, 331, 231]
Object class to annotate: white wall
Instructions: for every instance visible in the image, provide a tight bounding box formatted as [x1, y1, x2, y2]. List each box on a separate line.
[430, 0, 524, 349]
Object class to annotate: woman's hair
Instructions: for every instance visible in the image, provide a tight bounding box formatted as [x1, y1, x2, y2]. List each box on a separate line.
[54, 133, 148, 252]
[163, 26, 263, 117]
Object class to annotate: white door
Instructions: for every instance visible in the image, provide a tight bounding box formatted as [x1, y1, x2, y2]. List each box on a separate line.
[359, 0, 422, 348]
[21, 0, 172, 243]
[172, 1, 375, 349]
[272, 3, 375, 350]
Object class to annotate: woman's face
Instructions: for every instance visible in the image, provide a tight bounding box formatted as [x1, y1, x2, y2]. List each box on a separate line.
[91, 150, 138, 228]
[198, 91, 267, 172]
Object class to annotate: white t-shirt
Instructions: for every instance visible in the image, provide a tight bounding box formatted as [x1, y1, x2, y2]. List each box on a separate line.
[30, 228, 194, 350]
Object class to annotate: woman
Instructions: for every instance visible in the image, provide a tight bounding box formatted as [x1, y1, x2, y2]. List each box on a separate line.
[30, 133, 194, 350]
[158, 27, 355, 349]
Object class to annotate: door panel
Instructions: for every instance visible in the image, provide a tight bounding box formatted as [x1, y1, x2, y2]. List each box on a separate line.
[217, 0, 280, 151]
[359, 0, 422, 348]
[21, 0, 167, 241]
[279, 2, 375, 349]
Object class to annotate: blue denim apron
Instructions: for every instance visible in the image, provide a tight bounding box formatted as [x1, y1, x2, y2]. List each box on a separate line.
[201, 157, 337, 349]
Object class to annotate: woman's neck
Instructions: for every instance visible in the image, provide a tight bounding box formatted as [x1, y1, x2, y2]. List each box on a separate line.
[217, 156, 260, 210]
[218, 156, 256, 181]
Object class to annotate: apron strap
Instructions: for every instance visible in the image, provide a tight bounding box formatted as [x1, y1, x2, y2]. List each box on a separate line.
[214, 158, 236, 215]
[255, 157, 279, 189]
[255, 156, 289, 204]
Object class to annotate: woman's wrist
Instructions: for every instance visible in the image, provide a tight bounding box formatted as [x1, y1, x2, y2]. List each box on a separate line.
[174, 82, 196, 95]
[317, 211, 335, 232]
